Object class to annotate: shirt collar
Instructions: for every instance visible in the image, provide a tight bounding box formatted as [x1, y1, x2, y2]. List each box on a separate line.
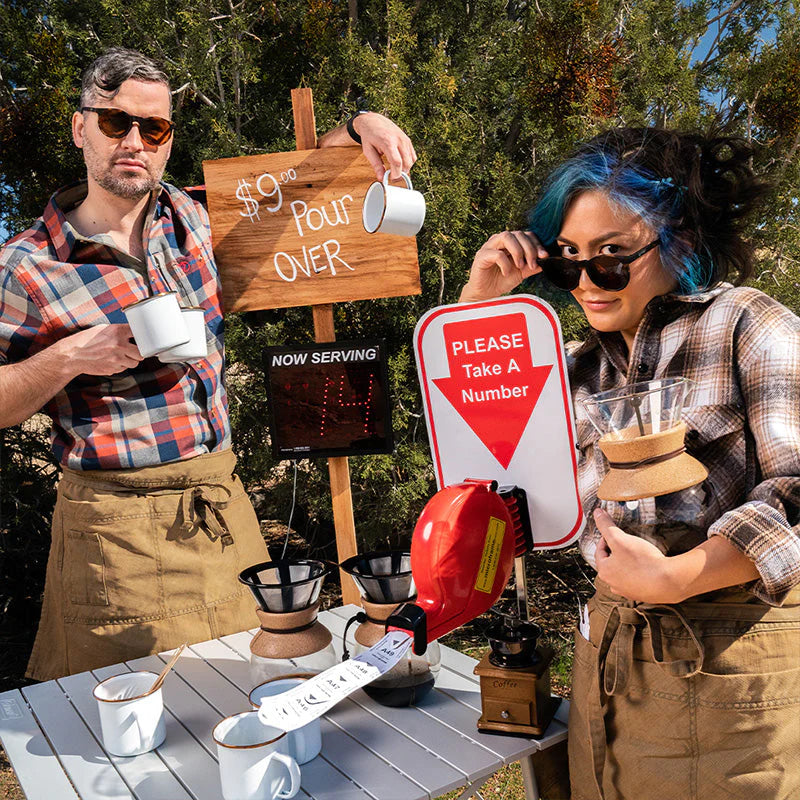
[44, 179, 172, 262]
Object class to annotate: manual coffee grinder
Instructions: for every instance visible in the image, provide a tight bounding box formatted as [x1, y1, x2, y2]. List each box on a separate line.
[238, 559, 337, 683]
[340, 551, 441, 707]
[472, 492, 560, 737]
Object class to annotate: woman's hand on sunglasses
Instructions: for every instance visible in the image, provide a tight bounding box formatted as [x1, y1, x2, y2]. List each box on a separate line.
[460, 231, 547, 302]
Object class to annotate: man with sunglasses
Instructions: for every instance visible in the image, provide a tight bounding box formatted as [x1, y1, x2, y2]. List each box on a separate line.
[0, 47, 418, 681]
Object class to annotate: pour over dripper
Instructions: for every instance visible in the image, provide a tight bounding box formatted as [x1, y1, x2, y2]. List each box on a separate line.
[239, 559, 336, 682]
[239, 559, 331, 613]
[581, 378, 708, 502]
[339, 551, 415, 604]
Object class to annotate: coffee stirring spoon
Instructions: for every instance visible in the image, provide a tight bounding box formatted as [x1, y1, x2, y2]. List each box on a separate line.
[144, 643, 187, 696]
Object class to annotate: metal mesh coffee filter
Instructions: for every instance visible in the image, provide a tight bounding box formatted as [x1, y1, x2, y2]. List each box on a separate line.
[238, 559, 331, 613]
[339, 551, 416, 604]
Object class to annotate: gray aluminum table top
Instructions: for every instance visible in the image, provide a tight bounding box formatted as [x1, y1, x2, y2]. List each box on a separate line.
[0, 605, 568, 800]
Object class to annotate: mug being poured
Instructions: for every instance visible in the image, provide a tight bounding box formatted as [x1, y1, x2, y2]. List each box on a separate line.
[362, 171, 426, 237]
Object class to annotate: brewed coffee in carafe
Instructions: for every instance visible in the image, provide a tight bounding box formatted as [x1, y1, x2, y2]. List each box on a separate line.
[340, 551, 440, 706]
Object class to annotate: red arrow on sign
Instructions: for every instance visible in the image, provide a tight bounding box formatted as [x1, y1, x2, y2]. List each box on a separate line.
[432, 314, 552, 469]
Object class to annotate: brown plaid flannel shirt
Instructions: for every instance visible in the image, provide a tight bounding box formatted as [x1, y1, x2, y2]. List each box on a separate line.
[569, 283, 800, 606]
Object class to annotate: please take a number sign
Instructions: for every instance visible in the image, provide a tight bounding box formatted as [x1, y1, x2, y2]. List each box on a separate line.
[203, 147, 421, 312]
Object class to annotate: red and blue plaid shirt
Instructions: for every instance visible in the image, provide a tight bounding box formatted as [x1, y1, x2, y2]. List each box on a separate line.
[0, 181, 230, 470]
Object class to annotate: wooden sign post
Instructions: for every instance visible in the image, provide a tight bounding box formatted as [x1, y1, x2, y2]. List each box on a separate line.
[203, 89, 421, 606]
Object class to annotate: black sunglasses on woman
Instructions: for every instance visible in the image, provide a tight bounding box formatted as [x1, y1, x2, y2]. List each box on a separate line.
[537, 239, 661, 292]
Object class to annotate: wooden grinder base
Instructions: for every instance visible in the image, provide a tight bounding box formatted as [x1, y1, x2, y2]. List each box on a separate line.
[473, 647, 560, 737]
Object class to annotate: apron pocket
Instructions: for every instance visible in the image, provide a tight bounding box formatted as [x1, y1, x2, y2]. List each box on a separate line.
[694, 665, 800, 798]
[59, 494, 162, 622]
[64, 531, 108, 607]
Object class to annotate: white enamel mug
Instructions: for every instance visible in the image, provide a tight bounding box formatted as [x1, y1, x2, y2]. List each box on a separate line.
[213, 712, 300, 800]
[157, 307, 208, 363]
[249, 675, 321, 764]
[124, 292, 189, 358]
[362, 171, 426, 237]
[93, 671, 167, 757]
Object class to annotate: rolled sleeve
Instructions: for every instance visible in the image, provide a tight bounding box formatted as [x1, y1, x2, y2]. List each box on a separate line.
[707, 296, 800, 605]
[708, 499, 800, 604]
[0, 269, 47, 364]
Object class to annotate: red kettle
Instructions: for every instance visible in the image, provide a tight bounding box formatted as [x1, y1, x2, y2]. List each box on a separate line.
[388, 480, 533, 654]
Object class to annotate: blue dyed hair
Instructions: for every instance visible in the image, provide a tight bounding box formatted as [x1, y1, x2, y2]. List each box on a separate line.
[528, 128, 767, 293]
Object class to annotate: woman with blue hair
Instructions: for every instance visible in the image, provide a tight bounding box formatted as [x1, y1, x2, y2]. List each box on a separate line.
[461, 128, 800, 800]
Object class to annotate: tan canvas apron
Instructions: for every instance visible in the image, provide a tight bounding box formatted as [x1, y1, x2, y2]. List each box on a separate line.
[26, 448, 269, 681]
[568, 578, 800, 800]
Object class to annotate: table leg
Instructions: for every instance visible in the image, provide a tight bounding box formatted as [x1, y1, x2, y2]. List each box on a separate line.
[520, 754, 541, 800]
[455, 774, 489, 800]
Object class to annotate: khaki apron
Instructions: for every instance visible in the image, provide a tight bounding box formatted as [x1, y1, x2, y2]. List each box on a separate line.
[568, 579, 800, 800]
[27, 448, 269, 681]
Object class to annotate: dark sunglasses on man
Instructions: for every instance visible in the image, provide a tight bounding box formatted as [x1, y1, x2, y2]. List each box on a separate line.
[537, 239, 661, 292]
[81, 107, 174, 146]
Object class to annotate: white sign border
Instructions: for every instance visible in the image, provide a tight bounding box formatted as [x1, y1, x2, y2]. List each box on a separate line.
[414, 295, 584, 550]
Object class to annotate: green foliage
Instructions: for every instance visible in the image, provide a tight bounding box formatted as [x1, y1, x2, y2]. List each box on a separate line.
[1, 1, 798, 562]
[0, 425, 59, 690]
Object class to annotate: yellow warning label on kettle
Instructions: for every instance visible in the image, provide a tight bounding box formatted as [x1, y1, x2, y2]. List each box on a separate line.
[475, 517, 506, 593]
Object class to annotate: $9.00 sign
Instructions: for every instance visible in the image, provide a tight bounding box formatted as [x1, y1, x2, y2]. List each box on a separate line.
[203, 148, 421, 312]
[415, 295, 584, 550]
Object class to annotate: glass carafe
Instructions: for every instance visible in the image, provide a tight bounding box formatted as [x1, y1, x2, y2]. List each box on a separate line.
[341, 551, 440, 707]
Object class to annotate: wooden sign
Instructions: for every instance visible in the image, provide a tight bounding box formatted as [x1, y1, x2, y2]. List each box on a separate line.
[203, 147, 421, 312]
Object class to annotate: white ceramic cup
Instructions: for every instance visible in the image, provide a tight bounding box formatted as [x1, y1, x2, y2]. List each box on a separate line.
[157, 307, 208, 363]
[362, 171, 426, 237]
[93, 671, 167, 757]
[249, 675, 321, 764]
[124, 292, 190, 358]
[213, 712, 300, 800]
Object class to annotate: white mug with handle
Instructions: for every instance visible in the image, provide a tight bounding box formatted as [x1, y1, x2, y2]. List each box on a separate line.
[362, 171, 426, 237]
[124, 292, 189, 358]
[213, 711, 300, 800]
[93, 671, 167, 757]
[249, 675, 321, 764]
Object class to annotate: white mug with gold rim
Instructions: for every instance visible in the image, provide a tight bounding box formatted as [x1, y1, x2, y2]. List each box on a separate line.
[249, 674, 321, 764]
[362, 171, 426, 237]
[93, 670, 167, 757]
[213, 711, 300, 800]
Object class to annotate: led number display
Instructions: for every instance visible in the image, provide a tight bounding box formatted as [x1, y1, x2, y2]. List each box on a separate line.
[264, 340, 393, 459]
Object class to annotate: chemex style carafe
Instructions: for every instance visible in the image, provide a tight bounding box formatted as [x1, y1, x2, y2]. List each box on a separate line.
[238, 559, 337, 683]
[581, 377, 710, 559]
[340, 551, 440, 707]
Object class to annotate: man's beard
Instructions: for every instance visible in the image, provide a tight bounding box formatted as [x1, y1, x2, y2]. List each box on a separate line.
[83, 137, 165, 199]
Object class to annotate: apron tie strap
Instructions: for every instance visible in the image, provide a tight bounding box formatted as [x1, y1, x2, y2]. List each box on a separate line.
[589, 599, 706, 799]
[181, 483, 234, 546]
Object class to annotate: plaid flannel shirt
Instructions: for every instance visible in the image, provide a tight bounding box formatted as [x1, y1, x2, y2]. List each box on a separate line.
[569, 283, 800, 605]
[0, 180, 230, 470]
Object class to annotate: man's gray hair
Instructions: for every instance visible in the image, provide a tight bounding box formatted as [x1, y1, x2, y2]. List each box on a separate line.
[80, 47, 171, 110]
